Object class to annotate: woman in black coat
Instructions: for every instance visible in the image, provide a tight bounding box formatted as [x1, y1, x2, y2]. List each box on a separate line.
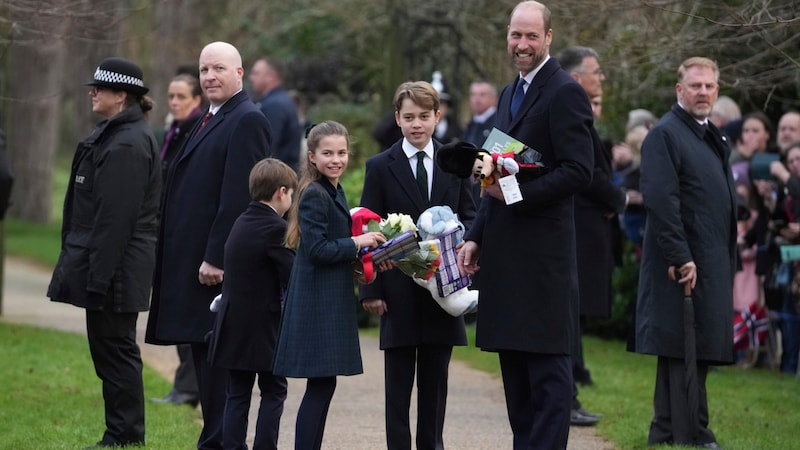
[47, 57, 161, 448]
[159, 73, 204, 179]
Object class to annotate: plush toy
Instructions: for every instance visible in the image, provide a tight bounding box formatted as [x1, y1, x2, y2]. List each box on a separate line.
[417, 205, 464, 239]
[412, 206, 478, 317]
[437, 141, 549, 194]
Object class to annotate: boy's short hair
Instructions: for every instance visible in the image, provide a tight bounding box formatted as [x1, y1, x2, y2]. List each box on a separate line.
[249, 158, 298, 202]
[393, 81, 440, 113]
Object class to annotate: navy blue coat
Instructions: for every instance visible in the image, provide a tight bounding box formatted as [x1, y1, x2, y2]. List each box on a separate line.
[465, 58, 594, 355]
[462, 112, 497, 148]
[574, 128, 626, 318]
[359, 139, 476, 348]
[208, 202, 294, 371]
[256, 87, 300, 171]
[272, 180, 363, 377]
[146, 90, 271, 345]
[635, 104, 736, 364]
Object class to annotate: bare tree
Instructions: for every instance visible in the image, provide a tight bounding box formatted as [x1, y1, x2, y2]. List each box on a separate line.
[4, 1, 69, 222]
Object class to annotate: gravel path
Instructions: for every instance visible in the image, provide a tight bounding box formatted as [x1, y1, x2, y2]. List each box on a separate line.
[1, 256, 614, 449]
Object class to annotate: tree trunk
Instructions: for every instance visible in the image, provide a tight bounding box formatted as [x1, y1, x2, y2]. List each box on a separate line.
[5, 4, 68, 222]
[150, 0, 204, 129]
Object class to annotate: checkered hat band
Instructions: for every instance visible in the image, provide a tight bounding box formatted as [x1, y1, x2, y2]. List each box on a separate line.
[94, 68, 144, 88]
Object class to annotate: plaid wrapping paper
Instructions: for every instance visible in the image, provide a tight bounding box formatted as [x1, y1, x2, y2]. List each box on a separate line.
[434, 227, 471, 297]
[361, 230, 420, 265]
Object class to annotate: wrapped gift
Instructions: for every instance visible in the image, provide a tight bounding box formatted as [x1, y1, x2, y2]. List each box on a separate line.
[433, 227, 471, 297]
[362, 230, 420, 265]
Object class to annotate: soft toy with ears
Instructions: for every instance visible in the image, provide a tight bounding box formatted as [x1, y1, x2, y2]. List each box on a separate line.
[412, 206, 478, 316]
[437, 141, 549, 193]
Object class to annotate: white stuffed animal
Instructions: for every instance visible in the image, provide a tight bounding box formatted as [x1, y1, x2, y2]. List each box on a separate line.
[413, 206, 478, 317]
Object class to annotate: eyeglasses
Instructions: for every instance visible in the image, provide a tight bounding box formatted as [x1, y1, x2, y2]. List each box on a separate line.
[578, 68, 604, 76]
[89, 86, 108, 95]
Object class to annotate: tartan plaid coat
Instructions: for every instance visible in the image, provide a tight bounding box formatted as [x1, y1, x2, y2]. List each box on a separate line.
[273, 179, 363, 377]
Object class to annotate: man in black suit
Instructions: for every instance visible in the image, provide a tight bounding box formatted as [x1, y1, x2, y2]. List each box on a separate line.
[457, 2, 594, 448]
[557, 45, 629, 426]
[146, 41, 271, 450]
[360, 81, 475, 450]
[248, 57, 300, 171]
[462, 80, 498, 147]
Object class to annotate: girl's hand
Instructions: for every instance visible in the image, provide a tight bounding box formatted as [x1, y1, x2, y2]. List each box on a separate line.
[355, 231, 386, 250]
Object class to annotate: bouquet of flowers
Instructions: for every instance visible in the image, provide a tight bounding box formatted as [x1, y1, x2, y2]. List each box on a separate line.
[361, 213, 420, 265]
[350, 208, 442, 283]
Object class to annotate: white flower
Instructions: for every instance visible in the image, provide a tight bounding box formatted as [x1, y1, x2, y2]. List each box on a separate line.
[399, 214, 418, 233]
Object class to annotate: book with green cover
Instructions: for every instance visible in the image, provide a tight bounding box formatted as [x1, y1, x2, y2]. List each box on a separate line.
[481, 127, 542, 164]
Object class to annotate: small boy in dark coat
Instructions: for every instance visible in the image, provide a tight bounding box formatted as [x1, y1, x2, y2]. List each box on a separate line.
[208, 158, 297, 450]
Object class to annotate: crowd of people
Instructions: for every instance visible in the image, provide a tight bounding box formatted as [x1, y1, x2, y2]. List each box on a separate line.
[39, 1, 800, 449]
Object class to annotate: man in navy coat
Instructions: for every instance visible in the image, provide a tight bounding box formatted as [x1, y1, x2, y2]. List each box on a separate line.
[635, 57, 735, 449]
[457, 2, 594, 448]
[146, 41, 271, 450]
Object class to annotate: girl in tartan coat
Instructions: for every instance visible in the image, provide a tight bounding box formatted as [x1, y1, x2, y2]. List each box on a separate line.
[273, 121, 386, 450]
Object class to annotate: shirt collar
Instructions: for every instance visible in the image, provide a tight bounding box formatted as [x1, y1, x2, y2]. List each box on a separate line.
[208, 88, 243, 115]
[519, 55, 550, 87]
[402, 138, 434, 160]
[473, 106, 496, 124]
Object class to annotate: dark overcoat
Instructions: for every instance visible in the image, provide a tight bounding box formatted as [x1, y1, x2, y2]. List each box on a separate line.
[146, 90, 271, 345]
[465, 58, 594, 355]
[462, 111, 497, 148]
[257, 87, 300, 171]
[635, 104, 736, 364]
[272, 180, 363, 378]
[574, 128, 626, 317]
[159, 109, 202, 182]
[48, 105, 161, 312]
[208, 202, 295, 371]
[359, 139, 476, 349]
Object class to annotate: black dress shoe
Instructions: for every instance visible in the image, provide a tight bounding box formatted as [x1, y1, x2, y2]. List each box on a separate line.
[150, 389, 199, 407]
[570, 409, 599, 426]
[575, 406, 602, 419]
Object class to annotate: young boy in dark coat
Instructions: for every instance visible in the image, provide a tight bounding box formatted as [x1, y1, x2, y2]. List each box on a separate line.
[359, 81, 476, 449]
[208, 158, 297, 450]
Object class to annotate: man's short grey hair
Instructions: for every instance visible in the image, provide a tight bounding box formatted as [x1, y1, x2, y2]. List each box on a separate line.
[711, 96, 741, 123]
[556, 46, 600, 74]
[627, 109, 658, 132]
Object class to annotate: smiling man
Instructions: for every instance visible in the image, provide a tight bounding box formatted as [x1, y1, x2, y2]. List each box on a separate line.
[146, 41, 272, 450]
[457, 1, 594, 448]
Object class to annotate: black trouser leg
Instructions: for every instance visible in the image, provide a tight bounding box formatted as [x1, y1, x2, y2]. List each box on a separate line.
[86, 310, 145, 446]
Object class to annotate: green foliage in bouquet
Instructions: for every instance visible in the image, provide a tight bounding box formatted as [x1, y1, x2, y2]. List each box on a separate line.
[365, 212, 418, 240]
[396, 240, 442, 280]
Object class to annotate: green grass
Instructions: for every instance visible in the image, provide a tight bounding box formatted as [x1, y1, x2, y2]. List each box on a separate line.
[0, 322, 201, 449]
[3, 219, 63, 267]
[580, 336, 800, 449]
